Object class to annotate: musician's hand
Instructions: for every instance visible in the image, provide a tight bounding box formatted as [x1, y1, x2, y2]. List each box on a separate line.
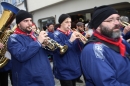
[0, 42, 4, 49]
[37, 31, 50, 44]
[69, 31, 80, 42]
[123, 25, 130, 35]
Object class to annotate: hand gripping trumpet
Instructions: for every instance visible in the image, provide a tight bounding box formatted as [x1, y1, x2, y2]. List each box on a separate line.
[72, 28, 88, 44]
[76, 32, 88, 44]
[39, 31, 68, 55]
[43, 38, 68, 54]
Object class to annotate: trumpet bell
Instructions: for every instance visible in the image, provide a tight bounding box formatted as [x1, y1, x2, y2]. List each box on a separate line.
[0, 2, 19, 32]
[43, 39, 68, 54]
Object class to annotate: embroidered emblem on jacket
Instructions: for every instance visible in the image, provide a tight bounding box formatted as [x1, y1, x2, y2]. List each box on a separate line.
[93, 43, 105, 60]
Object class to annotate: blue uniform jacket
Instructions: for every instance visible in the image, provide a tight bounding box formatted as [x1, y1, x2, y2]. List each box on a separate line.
[7, 34, 55, 86]
[122, 32, 130, 40]
[121, 27, 130, 40]
[48, 31, 54, 39]
[53, 30, 82, 80]
[80, 39, 130, 86]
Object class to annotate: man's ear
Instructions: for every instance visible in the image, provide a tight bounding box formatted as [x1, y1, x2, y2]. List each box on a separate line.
[96, 27, 101, 33]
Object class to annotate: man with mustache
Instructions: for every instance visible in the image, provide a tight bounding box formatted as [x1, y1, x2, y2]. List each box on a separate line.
[7, 10, 55, 86]
[80, 6, 130, 86]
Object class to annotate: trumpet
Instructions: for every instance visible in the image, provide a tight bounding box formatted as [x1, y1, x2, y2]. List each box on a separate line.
[43, 39, 68, 54]
[120, 21, 130, 27]
[75, 31, 88, 44]
[71, 27, 88, 44]
[39, 31, 68, 55]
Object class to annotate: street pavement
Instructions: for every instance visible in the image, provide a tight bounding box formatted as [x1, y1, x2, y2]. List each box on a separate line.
[8, 62, 85, 86]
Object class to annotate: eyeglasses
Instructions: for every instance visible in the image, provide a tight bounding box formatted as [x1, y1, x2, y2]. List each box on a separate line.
[103, 18, 120, 23]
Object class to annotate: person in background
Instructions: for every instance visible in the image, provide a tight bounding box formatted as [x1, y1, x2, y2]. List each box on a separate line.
[7, 10, 55, 86]
[46, 22, 55, 62]
[80, 5, 130, 86]
[31, 23, 39, 37]
[46, 22, 55, 39]
[84, 23, 93, 38]
[76, 22, 85, 35]
[75, 22, 85, 83]
[53, 14, 83, 86]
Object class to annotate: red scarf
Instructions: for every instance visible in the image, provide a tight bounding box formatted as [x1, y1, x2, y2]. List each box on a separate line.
[94, 31, 126, 57]
[14, 27, 36, 41]
[48, 29, 54, 33]
[57, 28, 71, 36]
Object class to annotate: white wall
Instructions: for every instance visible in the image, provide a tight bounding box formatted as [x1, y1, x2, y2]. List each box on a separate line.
[31, 0, 130, 26]
[17, 2, 26, 10]
[26, 0, 64, 12]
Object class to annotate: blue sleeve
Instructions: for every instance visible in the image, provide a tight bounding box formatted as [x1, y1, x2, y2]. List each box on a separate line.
[81, 43, 129, 86]
[7, 35, 42, 62]
[54, 32, 81, 52]
[122, 32, 130, 40]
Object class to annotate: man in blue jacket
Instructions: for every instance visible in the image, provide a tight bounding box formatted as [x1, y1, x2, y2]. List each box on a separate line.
[7, 10, 55, 86]
[80, 5, 130, 86]
[53, 14, 84, 86]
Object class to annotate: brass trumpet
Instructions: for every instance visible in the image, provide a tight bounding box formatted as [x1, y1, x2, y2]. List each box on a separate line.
[43, 39, 68, 54]
[38, 31, 68, 54]
[72, 28, 88, 44]
[120, 21, 130, 27]
[76, 31, 88, 44]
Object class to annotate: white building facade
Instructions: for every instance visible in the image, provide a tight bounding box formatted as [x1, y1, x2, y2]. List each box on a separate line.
[26, 0, 130, 29]
[0, 0, 130, 29]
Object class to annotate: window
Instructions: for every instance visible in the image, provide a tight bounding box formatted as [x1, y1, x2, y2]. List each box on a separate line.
[38, 17, 55, 30]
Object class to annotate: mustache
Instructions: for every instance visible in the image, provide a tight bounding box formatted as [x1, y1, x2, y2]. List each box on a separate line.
[27, 26, 32, 29]
[112, 25, 120, 29]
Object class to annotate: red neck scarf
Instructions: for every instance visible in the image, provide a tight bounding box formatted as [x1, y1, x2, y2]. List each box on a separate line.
[80, 31, 85, 35]
[94, 31, 126, 57]
[48, 29, 54, 33]
[57, 28, 71, 36]
[14, 27, 36, 41]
